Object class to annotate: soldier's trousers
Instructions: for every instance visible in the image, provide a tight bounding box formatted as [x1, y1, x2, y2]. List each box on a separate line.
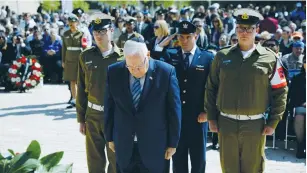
[218, 115, 266, 173]
[86, 109, 116, 173]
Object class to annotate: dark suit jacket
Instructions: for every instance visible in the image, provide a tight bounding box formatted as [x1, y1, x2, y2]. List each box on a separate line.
[104, 59, 182, 172]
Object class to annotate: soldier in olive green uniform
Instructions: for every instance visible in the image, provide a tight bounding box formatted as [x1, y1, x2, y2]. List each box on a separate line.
[76, 14, 122, 173]
[62, 14, 84, 107]
[116, 16, 144, 48]
[204, 9, 288, 173]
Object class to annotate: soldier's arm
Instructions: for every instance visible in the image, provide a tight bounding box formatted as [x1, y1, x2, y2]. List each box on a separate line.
[104, 67, 115, 142]
[61, 36, 66, 64]
[268, 59, 288, 129]
[204, 52, 221, 120]
[76, 53, 88, 123]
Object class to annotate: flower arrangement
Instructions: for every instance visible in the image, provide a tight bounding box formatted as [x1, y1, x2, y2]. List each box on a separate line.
[8, 56, 43, 92]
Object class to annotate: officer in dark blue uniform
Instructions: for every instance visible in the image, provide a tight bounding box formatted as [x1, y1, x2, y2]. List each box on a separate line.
[159, 21, 214, 173]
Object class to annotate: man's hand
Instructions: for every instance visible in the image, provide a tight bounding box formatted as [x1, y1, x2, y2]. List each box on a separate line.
[109, 142, 115, 152]
[209, 120, 218, 132]
[158, 32, 177, 47]
[303, 103, 306, 108]
[79, 122, 86, 135]
[164, 147, 176, 160]
[62, 62, 65, 68]
[262, 126, 275, 135]
[197, 112, 208, 123]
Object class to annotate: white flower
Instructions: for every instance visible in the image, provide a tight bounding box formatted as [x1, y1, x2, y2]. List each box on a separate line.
[16, 77, 21, 83]
[31, 80, 37, 86]
[16, 62, 22, 67]
[13, 61, 17, 65]
[11, 78, 16, 82]
[25, 79, 31, 83]
[23, 83, 26, 88]
[32, 70, 37, 75]
[12, 69, 17, 74]
[34, 63, 41, 68]
[8, 68, 12, 73]
[36, 72, 42, 77]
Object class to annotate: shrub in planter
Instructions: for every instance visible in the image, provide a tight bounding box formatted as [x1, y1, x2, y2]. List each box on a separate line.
[0, 140, 72, 173]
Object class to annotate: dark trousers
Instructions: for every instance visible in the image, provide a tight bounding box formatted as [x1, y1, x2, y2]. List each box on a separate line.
[173, 122, 207, 173]
[121, 143, 150, 173]
[212, 133, 218, 146]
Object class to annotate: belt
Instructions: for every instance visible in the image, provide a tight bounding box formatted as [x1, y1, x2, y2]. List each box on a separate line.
[67, 47, 82, 51]
[220, 112, 264, 120]
[88, 101, 104, 112]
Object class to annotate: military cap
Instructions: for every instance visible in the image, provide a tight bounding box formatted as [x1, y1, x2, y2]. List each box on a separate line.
[156, 10, 165, 16]
[234, 8, 264, 25]
[123, 16, 136, 25]
[292, 41, 305, 48]
[180, 8, 189, 15]
[169, 9, 178, 14]
[192, 12, 205, 19]
[72, 8, 84, 16]
[178, 21, 196, 34]
[90, 13, 115, 31]
[68, 14, 78, 22]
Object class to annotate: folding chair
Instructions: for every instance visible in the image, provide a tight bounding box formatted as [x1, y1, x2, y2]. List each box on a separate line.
[285, 108, 296, 149]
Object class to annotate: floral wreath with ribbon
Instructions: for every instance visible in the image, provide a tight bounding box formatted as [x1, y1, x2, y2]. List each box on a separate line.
[8, 55, 43, 92]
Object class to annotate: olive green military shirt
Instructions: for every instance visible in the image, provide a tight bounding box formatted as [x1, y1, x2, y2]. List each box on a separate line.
[62, 29, 83, 64]
[205, 44, 288, 129]
[116, 32, 144, 48]
[76, 43, 123, 123]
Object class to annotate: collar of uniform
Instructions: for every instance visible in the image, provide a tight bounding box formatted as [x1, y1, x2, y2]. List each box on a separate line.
[181, 44, 197, 57]
[230, 43, 265, 55]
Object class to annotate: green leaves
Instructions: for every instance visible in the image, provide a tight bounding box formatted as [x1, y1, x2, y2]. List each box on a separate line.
[0, 141, 72, 173]
[73, 0, 90, 12]
[40, 152, 64, 171]
[41, 0, 61, 12]
[26, 140, 41, 160]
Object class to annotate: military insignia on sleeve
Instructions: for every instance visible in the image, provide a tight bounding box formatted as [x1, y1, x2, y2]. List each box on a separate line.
[95, 18, 102, 24]
[242, 13, 249, 20]
[183, 24, 188, 29]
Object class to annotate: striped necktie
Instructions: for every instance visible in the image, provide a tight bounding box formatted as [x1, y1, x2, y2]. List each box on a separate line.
[132, 77, 141, 109]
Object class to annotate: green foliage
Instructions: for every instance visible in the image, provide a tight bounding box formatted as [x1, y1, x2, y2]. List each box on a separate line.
[73, 0, 90, 12]
[0, 140, 72, 173]
[99, 0, 138, 7]
[41, 0, 61, 12]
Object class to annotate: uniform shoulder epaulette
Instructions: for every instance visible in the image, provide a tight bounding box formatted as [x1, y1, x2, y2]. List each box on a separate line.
[82, 46, 95, 53]
[219, 45, 232, 50]
[264, 47, 278, 58]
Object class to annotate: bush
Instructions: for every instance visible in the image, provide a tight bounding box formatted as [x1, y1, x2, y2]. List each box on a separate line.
[0, 140, 72, 173]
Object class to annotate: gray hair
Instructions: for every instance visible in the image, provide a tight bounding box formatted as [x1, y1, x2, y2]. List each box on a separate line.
[123, 40, 148, 58]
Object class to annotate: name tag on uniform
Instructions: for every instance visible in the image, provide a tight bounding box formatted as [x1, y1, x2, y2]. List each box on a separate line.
[196, 65, 204, 71]
[85, 61, 92, 65]
[223, 60, 231, 64]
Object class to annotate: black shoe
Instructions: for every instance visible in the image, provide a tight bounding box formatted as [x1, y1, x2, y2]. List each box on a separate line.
[211, 144, 219, 150]
[67, 97, 73, 104]
[66, 103, 75, 109]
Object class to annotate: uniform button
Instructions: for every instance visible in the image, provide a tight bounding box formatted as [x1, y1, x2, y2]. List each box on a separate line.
[184, 79, 187, 82]
[183, 90, 186, 93]
[182, 101, 186, 104]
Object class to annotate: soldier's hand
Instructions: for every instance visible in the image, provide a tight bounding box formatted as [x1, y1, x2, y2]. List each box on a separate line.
[209, 120, 218, 132]
[158, 32, 177, 47]
[262, 126, 275, 135]
[197, 112, 208, 123]
[62, 62, 65, 68]
[164, 147, 176, 160]
[79, 122, 86, 135]
[109, 142, 115, 152]
[302, 103, 306, 108]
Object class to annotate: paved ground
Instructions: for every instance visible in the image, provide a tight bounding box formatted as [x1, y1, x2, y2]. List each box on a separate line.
[0, 85, 305, 173]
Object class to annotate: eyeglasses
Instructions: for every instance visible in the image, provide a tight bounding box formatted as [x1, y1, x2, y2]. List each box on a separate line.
[93, 29, 108, 36]
[236, 27, 256, 33]
[263, 44, 276, 47]
[154, 26, 159, 29]
[196, 25, 203, 28]
[126, 57, 147, 71]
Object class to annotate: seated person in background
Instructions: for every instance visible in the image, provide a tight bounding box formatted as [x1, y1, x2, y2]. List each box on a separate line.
[288, 55, 306, 159]
[43, 28, 62, 83]
[281, 41, 304, 78]
[192, 18, 208, 50]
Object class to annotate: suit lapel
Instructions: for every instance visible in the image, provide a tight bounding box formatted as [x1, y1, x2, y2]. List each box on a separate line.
[190, 47, 201, 68]
[138, 59, 155, 110]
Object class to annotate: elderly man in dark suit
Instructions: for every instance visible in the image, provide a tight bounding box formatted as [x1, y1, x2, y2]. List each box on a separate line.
[104, 39, 182, 173]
